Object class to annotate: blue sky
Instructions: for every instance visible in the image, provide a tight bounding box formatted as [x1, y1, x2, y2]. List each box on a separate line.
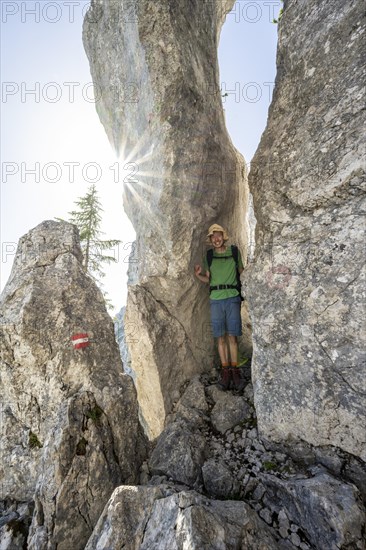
[0, 0, 279, 313]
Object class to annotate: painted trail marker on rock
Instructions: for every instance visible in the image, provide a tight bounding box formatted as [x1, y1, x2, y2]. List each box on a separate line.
[71, 333, 90, 349]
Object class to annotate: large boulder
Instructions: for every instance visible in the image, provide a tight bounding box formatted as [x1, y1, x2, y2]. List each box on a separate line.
[208, 385, 252, 434]
[261, 472, 365, 549]
[202, 458, 239, 499]
[149, 421, 206, 487]
[83, 0, 249, 439]
[245, 0, 366, 459]
[0, 220, 145, 549]
[85, 485, 283, 549]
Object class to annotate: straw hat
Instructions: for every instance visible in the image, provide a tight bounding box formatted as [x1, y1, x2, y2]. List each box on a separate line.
[206, 223, 229, 244]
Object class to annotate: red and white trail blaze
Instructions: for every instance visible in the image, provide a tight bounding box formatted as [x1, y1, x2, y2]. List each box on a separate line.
[71, 333, 90, 349]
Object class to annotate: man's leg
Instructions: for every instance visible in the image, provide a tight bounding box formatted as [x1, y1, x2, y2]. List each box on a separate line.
[227, 335, 238, 364]
[228, 334, 244, 389]
[217, 335, 231, 390]
[227, 297, 244, 390]
[218, 335, 229, 365]
[210, 299, 231, 390]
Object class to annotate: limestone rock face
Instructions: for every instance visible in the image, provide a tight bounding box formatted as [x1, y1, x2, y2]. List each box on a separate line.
[142, 373, 365, 548]
[149, 420, 206, 487]
[0, 221, 145, 549]
[262, 472, 365, 549]
[245, 0, 366, 459]
[85, 485, 282, 550]
[83, 0, 248, 438]
[202, 458, 239, 498]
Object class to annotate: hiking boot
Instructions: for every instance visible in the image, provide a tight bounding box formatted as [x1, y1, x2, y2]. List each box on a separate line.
[231, 367, 245, 392]
[218, 367, 231, 391]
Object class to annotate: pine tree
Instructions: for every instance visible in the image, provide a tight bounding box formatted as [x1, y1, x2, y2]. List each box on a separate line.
[66, 184, 121, 307]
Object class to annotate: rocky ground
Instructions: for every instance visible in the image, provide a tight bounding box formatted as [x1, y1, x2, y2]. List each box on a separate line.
[139, 367, 366, 550]
[1, 365, 365, 549]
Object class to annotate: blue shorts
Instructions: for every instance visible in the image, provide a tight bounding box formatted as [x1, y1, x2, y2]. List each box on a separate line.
[210, 295, 242, 338]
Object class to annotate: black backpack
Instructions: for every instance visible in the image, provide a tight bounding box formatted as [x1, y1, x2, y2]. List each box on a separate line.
[207, 245, 244, 301]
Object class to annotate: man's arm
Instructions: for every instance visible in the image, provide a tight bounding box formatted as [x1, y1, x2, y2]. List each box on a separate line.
[194, 265, 210, 284]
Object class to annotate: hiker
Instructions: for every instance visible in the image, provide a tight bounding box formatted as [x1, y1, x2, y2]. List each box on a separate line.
[194, 224, 244, 391]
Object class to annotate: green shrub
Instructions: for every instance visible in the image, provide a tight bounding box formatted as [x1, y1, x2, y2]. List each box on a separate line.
[273, 1, 284, 23]
[85, 405, 103, 426]
[263, 461, 277, 471]
[29, 432, 42, 449]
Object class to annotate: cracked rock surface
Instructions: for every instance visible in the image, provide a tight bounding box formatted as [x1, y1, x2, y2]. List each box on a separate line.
[0, 221, 146, 550]
[245, 0, 366, 459]
[87, 374, 366, 549]
[1, 224, 364, 548]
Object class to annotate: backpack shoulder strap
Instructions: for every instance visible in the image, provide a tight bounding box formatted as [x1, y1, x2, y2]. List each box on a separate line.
[231, 245, 244, 301]
[207, 248, 214, 268]
[231, 245, 239, 267]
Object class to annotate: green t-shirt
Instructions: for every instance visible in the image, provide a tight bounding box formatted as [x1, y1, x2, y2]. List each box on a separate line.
[203, 246, 244, 301]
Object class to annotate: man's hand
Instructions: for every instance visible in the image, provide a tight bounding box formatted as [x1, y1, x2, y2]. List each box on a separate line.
[194, 265, 210, 284]
[194, 264, 202, 277]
